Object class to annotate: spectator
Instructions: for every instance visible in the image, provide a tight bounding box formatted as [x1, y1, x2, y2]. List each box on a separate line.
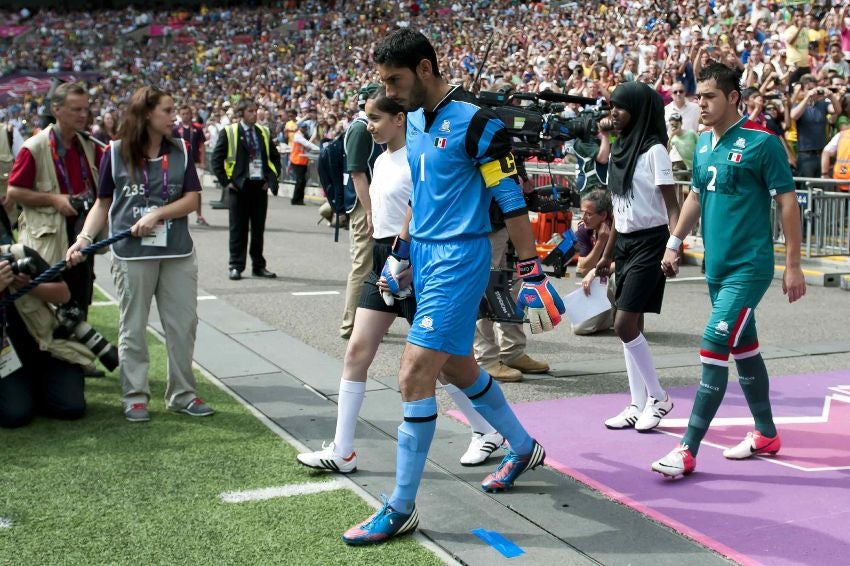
[289, 121, 320, 206]
[664, 82, 700, 134]
[174, 104, 209, 226]
[211, 98, 280, 281]
[667, 113, 697, 176]
[790, 75, 836, 179]
[65, 85, 213, 423]
[93, 110, 118, 145]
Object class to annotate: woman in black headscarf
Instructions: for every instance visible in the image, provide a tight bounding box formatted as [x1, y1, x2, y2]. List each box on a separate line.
[593, 81, 681, 433]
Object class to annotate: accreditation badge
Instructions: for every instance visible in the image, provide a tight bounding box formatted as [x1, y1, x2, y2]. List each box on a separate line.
[249, 158, 263, 180]
[0, 335, 22, 379]
[141, 207, 168, 247]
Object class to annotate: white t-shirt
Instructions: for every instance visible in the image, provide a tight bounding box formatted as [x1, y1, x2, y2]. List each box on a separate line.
[370, 145, 412, 239]
[612, 143, 674, 234]
[664, 100, 700, 134]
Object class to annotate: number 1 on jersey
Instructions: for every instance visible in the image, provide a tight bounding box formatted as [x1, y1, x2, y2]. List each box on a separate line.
[419, 153, 426, 182]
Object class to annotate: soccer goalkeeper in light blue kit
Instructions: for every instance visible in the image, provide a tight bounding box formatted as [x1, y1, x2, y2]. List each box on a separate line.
[342, 28, 565, 545]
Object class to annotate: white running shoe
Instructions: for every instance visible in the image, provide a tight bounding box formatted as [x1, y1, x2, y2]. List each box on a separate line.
[651, 444, 696, 478]
[296, 441, 357, 473]
[460, 431, 504, 466]
[723, 431, 781, 460]
[635, 394, 674, 432]
[604, 404, 641, 429]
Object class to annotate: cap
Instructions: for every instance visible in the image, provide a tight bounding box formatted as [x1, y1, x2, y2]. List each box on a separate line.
[358, 82, 381, 107]
[691, 24, 702, 33]
[668, 112, 682, 122]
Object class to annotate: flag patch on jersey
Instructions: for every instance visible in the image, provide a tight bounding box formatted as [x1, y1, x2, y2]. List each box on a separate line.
[727, 152, 742, 163]
[434, 137, 447, 149]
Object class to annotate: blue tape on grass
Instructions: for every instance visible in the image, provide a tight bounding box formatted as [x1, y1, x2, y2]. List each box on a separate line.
[471, 528, 525, 558]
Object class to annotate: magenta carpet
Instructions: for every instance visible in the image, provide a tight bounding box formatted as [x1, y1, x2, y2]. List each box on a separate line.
[450, 370, 850, 566]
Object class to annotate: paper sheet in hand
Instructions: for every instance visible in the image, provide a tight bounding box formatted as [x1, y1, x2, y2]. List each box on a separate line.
[563, 278, 612, 325]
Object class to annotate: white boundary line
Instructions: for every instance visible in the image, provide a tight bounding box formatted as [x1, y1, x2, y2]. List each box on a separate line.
[666, 276, 707, 283]
[0, 517, 11, 529]
[220, 480, 349, 503]
[94, 280, 457, 566]
[291, 291, 340, 296]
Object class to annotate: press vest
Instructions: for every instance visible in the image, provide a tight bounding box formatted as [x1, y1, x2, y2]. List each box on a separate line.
[2, 243, 96, 366]
[19, 124, 98, 265]
[0, 123, 13, 196]
[223, 123, 278, 178]
[832, 130, 850, 192]
[108, 139, 194, 260]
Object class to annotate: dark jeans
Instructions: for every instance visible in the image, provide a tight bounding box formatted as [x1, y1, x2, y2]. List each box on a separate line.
[796, 150, 821, 180]
[0, 356, 86, 428]
[291, 163, 308, 204]
[228, 181, 268, 272]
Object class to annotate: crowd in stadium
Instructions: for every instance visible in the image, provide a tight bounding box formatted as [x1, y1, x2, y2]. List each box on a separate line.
[1, 0, 849, 173]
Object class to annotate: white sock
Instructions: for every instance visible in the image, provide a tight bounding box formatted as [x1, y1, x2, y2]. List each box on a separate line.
[443, 383, 496, 435]
[624, 334, 665, 401]
[622, 341, 648, 409]
[333, 378, 366, 457]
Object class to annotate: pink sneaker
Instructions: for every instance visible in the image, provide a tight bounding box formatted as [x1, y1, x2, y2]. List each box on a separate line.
[651, 444, 696, 478]
[723, 431, 781, 460]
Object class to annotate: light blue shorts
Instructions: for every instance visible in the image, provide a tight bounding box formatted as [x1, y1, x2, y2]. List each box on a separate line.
[407, 236, 491, 356]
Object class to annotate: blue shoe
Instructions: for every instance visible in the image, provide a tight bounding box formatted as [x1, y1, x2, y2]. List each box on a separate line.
[481, 439, 545, 492]
[342, 496, 419, 545]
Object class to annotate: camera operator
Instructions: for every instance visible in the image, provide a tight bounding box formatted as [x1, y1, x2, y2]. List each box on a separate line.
[5, 83, 102, 376]
[0, 211, 94, 428]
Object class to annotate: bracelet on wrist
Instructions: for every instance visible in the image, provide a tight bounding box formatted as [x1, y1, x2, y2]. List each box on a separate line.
[666, 235, 683, 251]
[77, 232, 95, 243]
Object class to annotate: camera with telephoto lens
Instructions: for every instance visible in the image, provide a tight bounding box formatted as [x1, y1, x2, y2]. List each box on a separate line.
[69, 196, 95, 235]
[0, 252, 41, 278]
[54, 304, 119, 371]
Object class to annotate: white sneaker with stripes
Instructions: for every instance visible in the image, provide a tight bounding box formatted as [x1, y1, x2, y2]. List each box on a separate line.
[460, 431, 504, 466]
[604, 404, 641, 429]
[296, 441, 357, 474]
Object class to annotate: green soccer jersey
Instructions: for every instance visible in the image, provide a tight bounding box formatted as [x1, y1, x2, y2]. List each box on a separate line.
[691, 117, 795, 283]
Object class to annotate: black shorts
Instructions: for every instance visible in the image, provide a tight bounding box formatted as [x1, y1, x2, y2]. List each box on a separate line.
[357, 237, 416, 324]
[614, 224, 668, 314]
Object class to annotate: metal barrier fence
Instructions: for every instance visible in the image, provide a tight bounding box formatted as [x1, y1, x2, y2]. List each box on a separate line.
[524, 163, 850, 258]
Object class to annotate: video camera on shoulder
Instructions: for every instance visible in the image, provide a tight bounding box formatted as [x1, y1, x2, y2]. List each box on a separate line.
[476, 87, 610, 162]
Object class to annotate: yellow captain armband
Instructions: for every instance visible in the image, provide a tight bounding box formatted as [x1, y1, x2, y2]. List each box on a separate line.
[480, 153, 518, 188]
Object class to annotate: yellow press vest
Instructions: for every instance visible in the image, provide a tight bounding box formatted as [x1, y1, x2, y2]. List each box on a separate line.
[223, 123, 278, 179]
[18, 125, 98, 264]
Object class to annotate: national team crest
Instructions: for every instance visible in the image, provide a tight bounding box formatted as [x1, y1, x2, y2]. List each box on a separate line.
[439, 120, 451, 132]
[734, 137, 746, 149]
[434, 137, 447, 149]
[727, 152, 742, 163]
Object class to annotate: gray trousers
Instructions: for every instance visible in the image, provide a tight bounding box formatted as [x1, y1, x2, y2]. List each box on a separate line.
[340, 202, 374, 335]
[474, 228, 527, 366]
[111, 252, 199, 409]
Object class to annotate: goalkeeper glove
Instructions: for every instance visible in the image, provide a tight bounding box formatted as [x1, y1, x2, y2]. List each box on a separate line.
[380, 236, 412, 306]
[514, 257, 565, 334]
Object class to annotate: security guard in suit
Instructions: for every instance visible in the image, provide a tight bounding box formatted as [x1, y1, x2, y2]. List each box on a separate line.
[211, 98, 281, 280]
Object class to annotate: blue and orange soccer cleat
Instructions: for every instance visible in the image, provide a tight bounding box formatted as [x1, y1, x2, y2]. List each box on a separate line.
[342, 496, 419, 546]
[481, 439, 546, 492]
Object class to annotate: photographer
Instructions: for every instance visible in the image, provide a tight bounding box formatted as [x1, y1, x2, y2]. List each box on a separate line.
[6, 83, 102, 377]
[0, 212, 94, 428]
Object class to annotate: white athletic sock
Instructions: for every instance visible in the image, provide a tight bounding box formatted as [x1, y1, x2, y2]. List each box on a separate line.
[443, 383, 496, 435]
[333, 378, 366, 457]
[624, 334, 665, 401]
[622, 341, 648, 409]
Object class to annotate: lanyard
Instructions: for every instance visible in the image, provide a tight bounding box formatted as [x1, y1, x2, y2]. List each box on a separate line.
[244, 125, 257, 157]
[49, 129, 91, 195]
[141, 153, 170, 202]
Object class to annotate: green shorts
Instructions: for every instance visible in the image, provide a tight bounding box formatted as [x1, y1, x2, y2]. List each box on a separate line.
[703, 278, 771, 349]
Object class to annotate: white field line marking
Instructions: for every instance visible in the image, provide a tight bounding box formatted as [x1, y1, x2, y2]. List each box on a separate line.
[0, 518, 11, 529]
[91, 300, 117, 307]
[291, 291, 340, 296]
[220, 479, 349, 503]
[198, 295, 217, 301]
[667, 276, 706, 282]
